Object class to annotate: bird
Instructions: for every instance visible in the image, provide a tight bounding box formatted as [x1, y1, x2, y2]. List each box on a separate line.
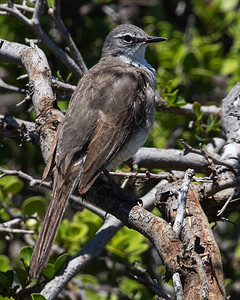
[29, 24, 167, 278]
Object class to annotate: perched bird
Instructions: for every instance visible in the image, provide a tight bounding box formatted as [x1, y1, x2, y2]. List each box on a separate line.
[29, 24, 167, 278]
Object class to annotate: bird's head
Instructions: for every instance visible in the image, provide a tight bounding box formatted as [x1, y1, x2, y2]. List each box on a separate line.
[101, 24, 167, 66]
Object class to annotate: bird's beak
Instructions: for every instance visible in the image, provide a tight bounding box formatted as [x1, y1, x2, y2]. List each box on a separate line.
[145, 36, 167, 43]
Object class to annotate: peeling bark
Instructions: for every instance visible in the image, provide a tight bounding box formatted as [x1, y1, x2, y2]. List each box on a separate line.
[156, 184, 226, 299]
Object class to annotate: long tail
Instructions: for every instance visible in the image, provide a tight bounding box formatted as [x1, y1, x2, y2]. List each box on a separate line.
[29, 170, 78, 278]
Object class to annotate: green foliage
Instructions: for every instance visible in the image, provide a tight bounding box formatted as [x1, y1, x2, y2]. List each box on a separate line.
[0, 255, 10, 273]
[22, 196, 47, 217]
[20, 246, 33, 268]
[0, 270, 15, 297]
[53, 253, 68, 274]
[119, 277, 154, 300]
[0, 176, 24, 201]
[193, 102, 221, 142]
[106, 227, 149, 263]
[42, 253, 68, 278]
[31, 294, 47, 300]
[55, 210, 102, 254]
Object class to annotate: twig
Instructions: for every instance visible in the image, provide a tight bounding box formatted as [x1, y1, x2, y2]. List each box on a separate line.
[130, 262, 171, 300]
[1, 215, 38, 227]
[109, 170, 172, 180]
[32, 0, 43, 22]
[0, 4, 83, 77]
[0, 225, 34, 234]
[0, 114, 38, 144]
[0, 166, 106, 218]
[155, 96, 221, 119]
[0, 166, 51, 187]
[15, 94, 31, 108]
[51, 78, 76, 91]
[173, 169, 195, 237]
[217, 187, 239, 217]
[17, 74, 28, 80]
[181, 139, 237, 169]
[52, 0, 88, 74]
[0, 201, 17, 218]
[0, 78, 26, 94]
[172, 273, 184, 300]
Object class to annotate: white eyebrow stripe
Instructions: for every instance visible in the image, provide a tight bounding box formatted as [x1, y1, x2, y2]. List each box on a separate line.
[113, 33, 133, 38]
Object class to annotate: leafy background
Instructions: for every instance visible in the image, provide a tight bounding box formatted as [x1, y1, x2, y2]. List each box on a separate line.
[0, 0, 240, 299]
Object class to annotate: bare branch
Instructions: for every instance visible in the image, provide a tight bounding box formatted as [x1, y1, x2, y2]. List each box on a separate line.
[217, 187, 240, 217]
[0, 78, 26, 94]
[131, 147, 209, 174]
[0, 166, 107, 219]
[0, 114, 38, 144]
[181, 139, 237, 169]
[173, 169, 195, 237]
[0, 4, 84, 77]
[41, 181, 169, 299]
[130, 261, 171, 299]
[32, 0, 44, 22]
[52, 0, 88, 74]
[0, 4, 32, 26]
[172, 273, 184, 300]
[109, 170, 172, 181]
[0, 226, 34, 234]
[155, 95, 221, 119]
[0, 166, 49, 187]
[51, 78, 76, 91]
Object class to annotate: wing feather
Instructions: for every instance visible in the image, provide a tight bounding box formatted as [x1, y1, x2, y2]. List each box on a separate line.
[56, 61, 147, 190]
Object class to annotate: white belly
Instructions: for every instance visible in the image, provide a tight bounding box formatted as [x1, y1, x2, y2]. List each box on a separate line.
[107, 103, 155, 170]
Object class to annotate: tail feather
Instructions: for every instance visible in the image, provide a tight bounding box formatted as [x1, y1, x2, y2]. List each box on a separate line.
[29, 170, 78, 278]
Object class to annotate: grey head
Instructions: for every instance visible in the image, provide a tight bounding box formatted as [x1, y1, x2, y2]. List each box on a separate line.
[101, 24, 167, 67]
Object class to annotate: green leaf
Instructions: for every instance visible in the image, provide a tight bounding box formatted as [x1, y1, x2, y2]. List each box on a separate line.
[0, 176, 24, 196]
[22, 196, 47, 217]
[57, 101, 68, 111]
[165, 89, 178, 107]
[56, 70, 64, 82]
[206, 114, 215, 132]
[221, 58, 239, 75]
[20, 246, 33, 267]
[47, 0, 54, 7]
[0, 255, 10, 272]
[193, 101, 203, 122]
[15, 268, 28, 287]
[66, 73, 72, 82]
[42, 263, 55, 279]
[174, 95, 187, 107]
[106, 227, 148, 261]
[218, 0, 238, 12]
[54, 253, 68, 275]
[0, 271, 11, 289]
[0, 296, 15, 300]
[31, 294, 47, 300]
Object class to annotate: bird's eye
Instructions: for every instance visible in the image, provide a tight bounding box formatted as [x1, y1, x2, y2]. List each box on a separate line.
[123, 34, 133, 43]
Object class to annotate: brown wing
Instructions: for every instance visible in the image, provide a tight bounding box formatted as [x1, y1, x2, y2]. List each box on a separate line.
[56, 61, 147, 184]
[78, 68, 147, 193]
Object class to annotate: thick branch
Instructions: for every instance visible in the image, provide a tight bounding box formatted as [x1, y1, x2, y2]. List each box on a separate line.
[131, 148, 209, 174]
[41, 180, 183, 300]
[156, 183, 226, 299]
